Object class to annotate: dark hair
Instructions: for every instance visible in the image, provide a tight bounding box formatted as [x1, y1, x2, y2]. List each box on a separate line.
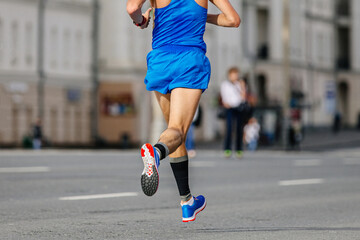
[228, 67, 239, 75]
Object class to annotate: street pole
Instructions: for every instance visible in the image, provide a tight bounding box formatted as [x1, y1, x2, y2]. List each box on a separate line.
[333, 0, 338, 118]
[37, 0, 46, 121]
[91, 0, 100, 144]
[242, 0, 258, 97]
[282, 0, 291, 150]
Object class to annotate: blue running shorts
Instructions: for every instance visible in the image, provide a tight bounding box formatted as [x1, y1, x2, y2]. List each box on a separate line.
[145, 45, 211, 94]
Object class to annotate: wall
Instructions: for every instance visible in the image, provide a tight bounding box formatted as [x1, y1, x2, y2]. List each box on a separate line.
[0, 0, 93, 146]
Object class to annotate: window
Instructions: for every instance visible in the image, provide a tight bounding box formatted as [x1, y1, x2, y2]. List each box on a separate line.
[25, 22, 33, 66]
[75, 110, 82, 142]
[317, 32, 324, 65]
[50, 27, 58, 69]
[50, 108, 58, 142]
[75, 30, 83, 68]
[64, 109, 71, 141]
[128, 25, 135, 63]
[11, 21, 19, 66]
[26, 107, 33, 133]
[336, 26, 350, 70]
[337, 0, 350, 17]
[85, 31, 91, 71]
[257, 8, 269, 60]
[63, 29, 71, 68]
[0, 19, 3, 65]
[12, 108, 19, 142]
[317, 0, 323, 11]
[326, 34, 332, 67]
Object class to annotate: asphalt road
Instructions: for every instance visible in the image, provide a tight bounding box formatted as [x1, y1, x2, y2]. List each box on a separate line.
[0, 149, 360, 240]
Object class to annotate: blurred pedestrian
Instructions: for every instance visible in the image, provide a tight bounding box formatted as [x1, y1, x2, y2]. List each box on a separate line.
[32, 118, 42, 150]
[288, 120, 302, 150]
[127, 0, 240, 222]
[221, 67, 246, 158]
[244, 117, 260, 151]
[333, 111, 342, 134]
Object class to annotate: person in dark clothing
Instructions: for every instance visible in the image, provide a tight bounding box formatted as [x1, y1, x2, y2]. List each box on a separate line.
[32, 119, 42, 150]
[333, 111, 342, 134]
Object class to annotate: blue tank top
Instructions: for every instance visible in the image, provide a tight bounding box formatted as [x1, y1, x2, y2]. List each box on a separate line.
[152, 0, 207, 52]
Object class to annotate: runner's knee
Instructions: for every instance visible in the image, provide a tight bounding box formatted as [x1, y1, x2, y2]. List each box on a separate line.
[168, 127, 185, 143]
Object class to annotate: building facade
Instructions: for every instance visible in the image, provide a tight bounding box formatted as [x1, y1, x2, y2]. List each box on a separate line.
[1, 0, 359, 147]
[0, 0, 93, 146]
[242, 0, 360, 128]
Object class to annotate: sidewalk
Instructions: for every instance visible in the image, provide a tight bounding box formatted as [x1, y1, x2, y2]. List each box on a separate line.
[196, 129, 360, 152]
[299, 128, 360, 151]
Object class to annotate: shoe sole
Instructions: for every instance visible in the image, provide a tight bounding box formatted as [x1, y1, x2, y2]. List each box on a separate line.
[140, 143, 159, 196]
[182, 200, 207, 222]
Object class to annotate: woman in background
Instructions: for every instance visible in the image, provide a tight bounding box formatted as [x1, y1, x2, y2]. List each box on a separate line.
[221, 67, 246, 158]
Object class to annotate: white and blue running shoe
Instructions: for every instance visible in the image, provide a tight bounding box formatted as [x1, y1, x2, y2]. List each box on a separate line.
[141, 143, 160, 196]
[182, 195, 206, 222]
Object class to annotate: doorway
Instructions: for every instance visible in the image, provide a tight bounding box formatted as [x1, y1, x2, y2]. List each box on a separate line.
[337, 81, 349, 126]
[256, 74, 268, 106]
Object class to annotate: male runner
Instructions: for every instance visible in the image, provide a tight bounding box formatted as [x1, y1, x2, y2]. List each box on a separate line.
[127, 0, 240, 222]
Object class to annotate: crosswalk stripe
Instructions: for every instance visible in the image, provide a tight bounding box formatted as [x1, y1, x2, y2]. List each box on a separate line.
[0, 167, 50, 173]
[344, 158, 360, 165]
[190, 161, 216, 168]
[294, 159, 322, 167]
[279, 178, 324, 186]
[59, 192, 138, 201]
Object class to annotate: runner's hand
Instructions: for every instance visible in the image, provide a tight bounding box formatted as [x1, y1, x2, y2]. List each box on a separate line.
[140, 8, 152, 29]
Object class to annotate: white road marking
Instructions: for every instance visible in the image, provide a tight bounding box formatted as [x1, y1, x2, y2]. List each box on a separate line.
[293, 159, 322, 167]
[0, 150, 134, 157]
[0, 167, 50, 173]
[190, 161, 216, 168]
[279, 178, 324, 186]
[344, 158, 360, 165]
[59, 192, 138, 201]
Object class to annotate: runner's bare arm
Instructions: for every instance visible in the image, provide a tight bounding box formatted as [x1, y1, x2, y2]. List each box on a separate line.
[207, 0, 241, 27]
[127, 0, 152, 29]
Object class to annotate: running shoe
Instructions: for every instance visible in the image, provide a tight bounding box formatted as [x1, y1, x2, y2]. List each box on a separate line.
[224, 150, 232, 158]
[182, 195, 206, 222]
[236, 150, 243, 159]
[141, 143, 160, 196]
